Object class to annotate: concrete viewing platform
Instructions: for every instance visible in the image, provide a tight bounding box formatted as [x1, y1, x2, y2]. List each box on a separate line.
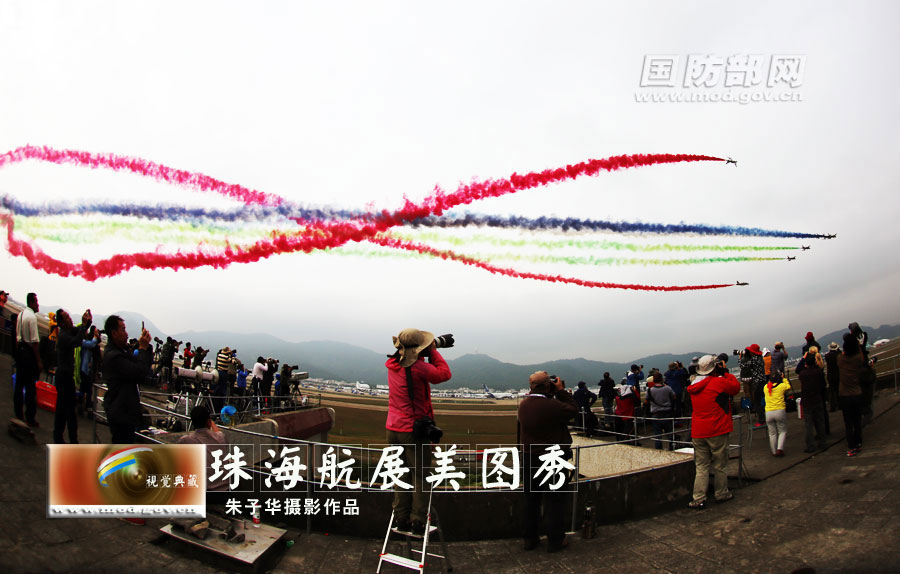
[2, 351, 900, 573]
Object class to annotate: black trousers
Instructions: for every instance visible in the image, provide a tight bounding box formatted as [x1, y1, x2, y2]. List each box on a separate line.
[53, 372, 78, 443]
[14, 342, 38, 423]
[110, 423, 136, 444]
[523, 452, 570, 547]
[840, 395, 863, 450]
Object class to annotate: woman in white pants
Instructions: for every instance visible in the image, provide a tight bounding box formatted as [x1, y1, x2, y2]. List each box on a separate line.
[764, 373, 794, 456]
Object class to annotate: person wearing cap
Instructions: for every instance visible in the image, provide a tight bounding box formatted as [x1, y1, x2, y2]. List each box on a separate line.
[385, 328, 452, 536]
[802, 332, 821, 355]
[824, 342, 841, 413]
[685, 354, 740, 509]
[518, 371, 577, 552]
[739, 344, 766, 428]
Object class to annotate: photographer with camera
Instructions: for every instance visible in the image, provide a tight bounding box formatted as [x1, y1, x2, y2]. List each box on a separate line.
[213, 346, 236, 412]
[518, 371, 577, 552]
[261, 357, 278, 409]
[686, 354, 740, 509]
[278, 362, 299, 409]
[738, 344, 766, 428]
[385, 328, 453, 536]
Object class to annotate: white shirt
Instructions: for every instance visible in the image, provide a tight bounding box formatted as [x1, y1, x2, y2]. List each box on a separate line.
[251, 361, 267, 379]
[16, 307, 39, 344]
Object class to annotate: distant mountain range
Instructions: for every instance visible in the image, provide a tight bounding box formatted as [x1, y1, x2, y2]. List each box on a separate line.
[18, 300, 897, 390]
[87, 313, 897, 391]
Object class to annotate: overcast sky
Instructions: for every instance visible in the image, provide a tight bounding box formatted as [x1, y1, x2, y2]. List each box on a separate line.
[1, 1, 898, 364]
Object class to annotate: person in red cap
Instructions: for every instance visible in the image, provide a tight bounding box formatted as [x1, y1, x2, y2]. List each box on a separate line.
[802, 332, 821, 355]
[739, 344, 766, 428]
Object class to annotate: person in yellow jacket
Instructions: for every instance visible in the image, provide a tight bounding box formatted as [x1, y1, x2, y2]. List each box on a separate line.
[764, 374, 794, 457]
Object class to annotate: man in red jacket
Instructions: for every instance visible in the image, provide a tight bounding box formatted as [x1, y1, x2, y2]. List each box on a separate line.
[385, 328, 452, 536]
[686, 355, 740, 509]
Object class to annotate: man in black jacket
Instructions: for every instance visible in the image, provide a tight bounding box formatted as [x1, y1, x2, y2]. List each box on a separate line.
[573, 381, 598, 437]
[102, 315, 152, 444]
[518, 372, 577, 552]
[53, 308, 92, 443]
[597, 372, 616, 428]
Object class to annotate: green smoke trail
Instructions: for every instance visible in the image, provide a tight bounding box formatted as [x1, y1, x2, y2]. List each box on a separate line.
[17, 216, 788, 266]
[18, 216, 801, 255]
[14, 216, 294, 247]
[321, 244, 783, 266]
[393, 230, 798, 252]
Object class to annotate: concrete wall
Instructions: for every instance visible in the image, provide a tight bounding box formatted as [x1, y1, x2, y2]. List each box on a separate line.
[283, 441, 694, 541]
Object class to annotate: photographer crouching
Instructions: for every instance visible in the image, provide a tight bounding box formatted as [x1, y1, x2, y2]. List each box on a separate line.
[385, 328, 453, 536]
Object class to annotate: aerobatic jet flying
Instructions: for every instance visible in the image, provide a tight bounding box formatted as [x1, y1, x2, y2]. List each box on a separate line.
[725, 157, 737, 166]
[801, 246, 810, 251]
[786, 256, 796, 261]
[736, 281, 749, 286]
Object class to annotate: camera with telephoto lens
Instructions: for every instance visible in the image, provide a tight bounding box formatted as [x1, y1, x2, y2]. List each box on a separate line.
[413, 417, 443, 444]
[433, 333, 455, 349]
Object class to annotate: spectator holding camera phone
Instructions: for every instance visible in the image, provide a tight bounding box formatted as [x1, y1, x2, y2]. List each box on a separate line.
[384, 328, 453, 537]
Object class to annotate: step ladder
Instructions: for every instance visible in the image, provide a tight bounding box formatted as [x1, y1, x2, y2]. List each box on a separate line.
[377, 490, 452, 573]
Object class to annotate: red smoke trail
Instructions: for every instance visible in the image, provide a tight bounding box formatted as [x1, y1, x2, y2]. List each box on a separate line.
[380, 153, 724, 224]
[2, 214, 731, 290]
[0, 145, 283, 207]
[367, 234, 733, 292]
[0, 146, 724, 280]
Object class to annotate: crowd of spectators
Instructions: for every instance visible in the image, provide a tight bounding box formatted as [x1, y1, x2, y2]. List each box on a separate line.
[0, 289, 890, 538]
[1, 290, 307, 442]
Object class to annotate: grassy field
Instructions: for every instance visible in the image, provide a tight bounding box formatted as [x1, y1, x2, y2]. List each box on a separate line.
[327, 401, 519, 447]
[320, 395, 519, 412]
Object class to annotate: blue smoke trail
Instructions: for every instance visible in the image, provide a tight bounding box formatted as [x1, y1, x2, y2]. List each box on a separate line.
[411, 212, 829, 239]
[1, 196, 827, 239]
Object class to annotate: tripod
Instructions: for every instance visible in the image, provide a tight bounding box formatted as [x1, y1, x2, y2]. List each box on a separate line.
[163, 379, 217, 431]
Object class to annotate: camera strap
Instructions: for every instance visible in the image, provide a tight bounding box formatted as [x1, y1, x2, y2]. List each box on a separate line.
[405, 366, 424, 421]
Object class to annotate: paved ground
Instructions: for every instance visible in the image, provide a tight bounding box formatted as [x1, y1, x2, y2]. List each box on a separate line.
[2, 352, 900, 574]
